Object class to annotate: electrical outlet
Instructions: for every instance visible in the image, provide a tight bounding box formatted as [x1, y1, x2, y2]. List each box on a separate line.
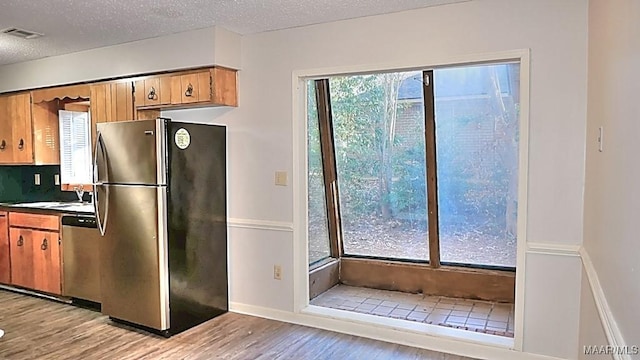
[273, 265, 282, 280]
[54, 174, 60, 185]
[275, 171, 287, 186]
[34, 173, 41, 186]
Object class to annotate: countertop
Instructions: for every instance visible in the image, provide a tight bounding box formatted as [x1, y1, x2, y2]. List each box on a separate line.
[0, 201, 95, 215]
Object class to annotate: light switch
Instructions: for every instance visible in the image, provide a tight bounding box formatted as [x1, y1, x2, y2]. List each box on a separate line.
[275, 171, 288, 186]
[598, 126, 604, 152]
[54, 174, 60, 185]
[34, 173, 41, 186]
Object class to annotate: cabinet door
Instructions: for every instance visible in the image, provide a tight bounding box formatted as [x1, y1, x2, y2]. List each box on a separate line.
[91, 82, 134, 124]
[90, 83, 110, 123]
[110, 82, 134, 121]
[31, 101, 60, 165]
[0, 212, 9, 284]
[171, 71, 211, 105]
[32, 230, 61, 295]
[9, 93, 34, 164]
[90, 83, 110, 147]
[9, 228, 34, 289]
[136, 77, 170, 107]
[0, 96, 13, 163]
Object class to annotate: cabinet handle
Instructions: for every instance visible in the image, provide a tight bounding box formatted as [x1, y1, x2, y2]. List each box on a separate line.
[185, 83, 194, 97]
[17, 235, 23, 247]
[18, 138, 24, 150]
[41, 238, 48, 251]
[147, 87, 157, 100]
[0, 140, 5, 150]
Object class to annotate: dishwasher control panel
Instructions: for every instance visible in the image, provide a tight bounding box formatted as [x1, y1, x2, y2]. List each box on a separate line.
[62, 215, 97, 228]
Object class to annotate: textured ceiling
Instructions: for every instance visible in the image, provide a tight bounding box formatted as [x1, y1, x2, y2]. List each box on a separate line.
[0, 0, 468, 66]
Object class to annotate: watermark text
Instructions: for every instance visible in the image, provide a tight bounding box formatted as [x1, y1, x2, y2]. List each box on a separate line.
[584, 345, 639, 355]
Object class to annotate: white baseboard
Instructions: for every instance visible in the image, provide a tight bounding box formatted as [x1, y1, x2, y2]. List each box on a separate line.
[579, 247, 631, 360]
[230, 301, 565, 360]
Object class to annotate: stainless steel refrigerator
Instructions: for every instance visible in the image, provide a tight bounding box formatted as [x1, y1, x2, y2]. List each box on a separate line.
[93, 118, 227, 336]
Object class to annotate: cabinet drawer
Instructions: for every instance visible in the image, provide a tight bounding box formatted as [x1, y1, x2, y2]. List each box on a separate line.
[9, 212, 59, 231]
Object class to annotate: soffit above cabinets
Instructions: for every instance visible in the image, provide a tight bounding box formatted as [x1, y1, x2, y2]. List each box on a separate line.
[0, 0, 471, 66]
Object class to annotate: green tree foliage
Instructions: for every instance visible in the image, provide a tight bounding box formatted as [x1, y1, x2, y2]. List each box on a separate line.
[329, 73, 426, 224]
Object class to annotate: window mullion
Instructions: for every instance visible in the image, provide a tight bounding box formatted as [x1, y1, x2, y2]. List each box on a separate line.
[422, 70, 440, 268]
[314, 79, 343, 258]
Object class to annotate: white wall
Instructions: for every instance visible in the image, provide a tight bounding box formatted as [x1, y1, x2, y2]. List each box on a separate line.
[233, 1, 587, 358]
[174, 1, 588, 358]
[523, 253, 582, 359]
[0, 26, 241, 92]
[0, 0, 590, 358]
[582, 0, 640, 351]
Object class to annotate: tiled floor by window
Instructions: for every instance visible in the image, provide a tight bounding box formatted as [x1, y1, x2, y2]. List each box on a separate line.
[311, 285, 514, 338]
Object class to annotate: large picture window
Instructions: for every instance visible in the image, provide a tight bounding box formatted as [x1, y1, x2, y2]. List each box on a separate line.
[307, 62, 520, 269]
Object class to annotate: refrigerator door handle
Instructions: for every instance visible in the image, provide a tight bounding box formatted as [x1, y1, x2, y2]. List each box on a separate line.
[93, 131, 110, 236]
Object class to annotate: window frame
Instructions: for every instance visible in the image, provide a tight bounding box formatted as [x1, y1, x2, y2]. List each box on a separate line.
[309, 64, 519, 271]
[295, 50, 530, 349]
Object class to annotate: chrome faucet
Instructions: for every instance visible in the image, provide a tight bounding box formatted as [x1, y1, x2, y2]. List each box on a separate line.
[73, 185, 85, 202]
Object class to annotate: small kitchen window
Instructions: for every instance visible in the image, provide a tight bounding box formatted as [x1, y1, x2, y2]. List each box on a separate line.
[59, 110, 92, 186]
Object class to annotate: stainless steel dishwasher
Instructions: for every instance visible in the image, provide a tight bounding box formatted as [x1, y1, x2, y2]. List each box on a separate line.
[62, 215, 101, 304]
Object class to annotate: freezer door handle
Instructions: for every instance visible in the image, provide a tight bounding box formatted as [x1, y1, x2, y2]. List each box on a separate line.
[93, 131, 110, 236]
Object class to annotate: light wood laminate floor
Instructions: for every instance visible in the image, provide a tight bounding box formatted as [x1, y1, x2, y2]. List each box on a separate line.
[0, 290, 476, 360]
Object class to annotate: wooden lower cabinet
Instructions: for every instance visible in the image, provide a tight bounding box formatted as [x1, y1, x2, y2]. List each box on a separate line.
[0, 212, 10, 284]
[9, 227, 35, 289]
[8, 212, 61, 295]
[31, 230, 61, 294]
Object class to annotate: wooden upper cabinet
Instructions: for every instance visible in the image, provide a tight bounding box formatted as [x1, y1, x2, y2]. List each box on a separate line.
[11, 94, 35, 164]
[90, 81, 134, 142]
[31, 100, 60, 165]
[211, 67, 238, 107]
[0, 96, 14, 163]
[135, 67, 237, 109]
[90, 82, 110, 128]
[135, 76, 170, 107]
[171, 71, 211, 105]
[0, 93, 34, 164]
[89, 83, 110, 170]
[90, 81, 134, 124]
[30, 86, 92, 167]
[110, 81, 134, 121]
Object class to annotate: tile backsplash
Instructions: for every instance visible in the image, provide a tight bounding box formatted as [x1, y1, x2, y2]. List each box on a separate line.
[0, 165, 77, 203]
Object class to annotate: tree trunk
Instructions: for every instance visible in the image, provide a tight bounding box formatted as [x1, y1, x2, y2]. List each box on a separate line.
[378, 73, 403, 220]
